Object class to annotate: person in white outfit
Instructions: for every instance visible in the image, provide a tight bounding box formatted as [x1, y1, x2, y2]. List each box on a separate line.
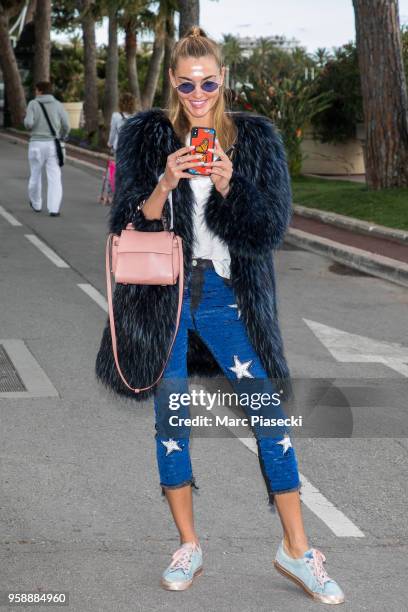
[24, 81, 70, 216]
[107, 92, 135, 155]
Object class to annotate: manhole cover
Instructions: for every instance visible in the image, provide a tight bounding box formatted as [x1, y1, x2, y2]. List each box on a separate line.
[0, 345, 27, 392]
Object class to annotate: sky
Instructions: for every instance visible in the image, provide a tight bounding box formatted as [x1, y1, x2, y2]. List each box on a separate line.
[200, 0, 408, 51]
[53, 0, 408, 54]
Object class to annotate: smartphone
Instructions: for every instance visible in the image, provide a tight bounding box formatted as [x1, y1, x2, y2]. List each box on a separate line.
[187, 127, 216, 175]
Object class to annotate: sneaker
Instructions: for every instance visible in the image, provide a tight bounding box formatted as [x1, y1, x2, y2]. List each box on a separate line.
[161, 541, 203, 591]
[49, 212, 60, 217]
[29, 201, 41, 212]
[274, 540, 345, 604]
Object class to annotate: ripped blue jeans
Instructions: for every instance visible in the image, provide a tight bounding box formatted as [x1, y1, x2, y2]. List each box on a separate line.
[153, 258, 302, 507]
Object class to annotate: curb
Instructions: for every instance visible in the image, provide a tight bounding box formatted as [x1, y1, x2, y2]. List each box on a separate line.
[5, 127, 110, 161]
[293, 204, 408, 246]
[66, 155, 104, 177]
[0, 130, 105, 177]
[286, 228, 408, 289]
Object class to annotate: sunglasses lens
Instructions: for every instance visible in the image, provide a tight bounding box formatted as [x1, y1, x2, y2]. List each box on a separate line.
[177, 83, 195, 94]
[202, 81, 219, 92]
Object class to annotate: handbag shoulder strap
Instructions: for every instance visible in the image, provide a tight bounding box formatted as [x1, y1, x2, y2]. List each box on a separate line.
[38, 101, 57, 137]
[105, 233, 184, 394]
[157, 172, 174, 230]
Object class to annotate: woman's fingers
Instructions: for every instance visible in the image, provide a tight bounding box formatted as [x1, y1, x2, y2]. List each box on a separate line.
[203, 160, 228, 167]
[171, 145, 195, 160]
[204, 158, 233, 179]
[209, 138, 228, 161]
[206, 167, 229, 177]
[176, 159, 207, 171]
[172, 153, 202, 165]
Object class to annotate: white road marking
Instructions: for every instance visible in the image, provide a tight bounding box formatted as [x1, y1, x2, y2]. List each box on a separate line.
[188, 381, 364, 538]
[304, 318, 408, 377]
[77, 283, 107, 312]
[24, 234, 70, 268]
[0, 339, 59, 399]
[0, 205, 22, 226]
[293, 472, 365, 537]
[238, 436, 364, 537]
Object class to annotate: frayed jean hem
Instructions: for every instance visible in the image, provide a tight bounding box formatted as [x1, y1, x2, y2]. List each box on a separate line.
[160, 476, 199, 497]
[267, 481, 302, 511]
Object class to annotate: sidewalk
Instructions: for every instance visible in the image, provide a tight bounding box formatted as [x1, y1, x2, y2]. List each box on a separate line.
[2, 128, 407, 288]
[305, 173, 366, 183]
[288, 209, 408, 289]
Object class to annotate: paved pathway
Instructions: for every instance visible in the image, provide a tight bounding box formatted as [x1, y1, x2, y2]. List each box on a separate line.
[0, 137, 407, 611]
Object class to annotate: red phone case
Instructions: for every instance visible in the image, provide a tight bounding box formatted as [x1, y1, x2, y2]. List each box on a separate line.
[188, 127, 216, 175]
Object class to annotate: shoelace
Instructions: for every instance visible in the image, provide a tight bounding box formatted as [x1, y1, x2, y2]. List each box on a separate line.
[168, 542, 200, 574]
[305, 548, 331, 587]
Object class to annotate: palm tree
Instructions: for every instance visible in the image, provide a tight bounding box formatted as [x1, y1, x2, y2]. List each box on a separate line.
[119, 0, 154, 111]
[119, 0, 176, 112]
[33, 0, 51, 83]
[249, 37, 277, 82]
[0, 0, 27, 125]
[313, 47, 332, 68]
[102, 0, 119, 134]
[123, 12, 142, 108]
[78, 0, 99, 138]
[141, 0, 166, 109]
[161, 0, 177, 108]
[222, 34, 242, 89]
[178, 0, 199, 37]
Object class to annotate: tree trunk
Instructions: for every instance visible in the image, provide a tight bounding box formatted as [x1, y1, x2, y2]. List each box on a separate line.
[26, 0, 37, 23]
[80, 0, 99, 137]
[103, 5, 119, 138]
[33, 0, 51, 83]
[161, 10, 175, 109]
[178, 0, 199, 37]
[124, 20, 141, 111]
[0, 7, 26, 126]
[353, 0, 408, 189]
[141, 21, 165, 109]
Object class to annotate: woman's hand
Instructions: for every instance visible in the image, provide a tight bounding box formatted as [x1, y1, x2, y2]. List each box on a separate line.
[204, 138, 233, 198]
[159, 145, 202, 191]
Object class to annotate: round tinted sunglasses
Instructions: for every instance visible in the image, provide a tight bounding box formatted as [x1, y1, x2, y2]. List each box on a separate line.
[175, 80, 221, 95]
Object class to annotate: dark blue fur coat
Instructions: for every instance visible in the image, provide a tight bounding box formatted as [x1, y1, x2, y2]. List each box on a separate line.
[95, 108, 294, 401]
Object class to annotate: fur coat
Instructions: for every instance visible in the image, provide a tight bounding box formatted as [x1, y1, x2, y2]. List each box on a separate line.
[95, 108, 294, 402]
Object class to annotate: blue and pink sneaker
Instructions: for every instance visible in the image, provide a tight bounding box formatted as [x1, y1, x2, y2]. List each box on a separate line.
[161, 541, 203, 591]
[274, 540, 345, 604]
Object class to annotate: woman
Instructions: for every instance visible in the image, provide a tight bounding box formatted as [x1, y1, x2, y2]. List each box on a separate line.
[95, 27, 345, 604]
[107, 92, 135, 154]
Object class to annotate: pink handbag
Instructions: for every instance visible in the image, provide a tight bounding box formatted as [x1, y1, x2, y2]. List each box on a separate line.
[106, 194, 184, 394]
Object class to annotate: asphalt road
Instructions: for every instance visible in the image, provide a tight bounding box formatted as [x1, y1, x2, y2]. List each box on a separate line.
[0, 137, 407, 612]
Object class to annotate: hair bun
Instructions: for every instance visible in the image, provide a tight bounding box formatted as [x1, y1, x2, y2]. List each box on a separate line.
[187, 25, 207, 38]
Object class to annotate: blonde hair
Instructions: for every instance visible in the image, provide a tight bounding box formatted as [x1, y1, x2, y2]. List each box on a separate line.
[167, 26, 237, 152]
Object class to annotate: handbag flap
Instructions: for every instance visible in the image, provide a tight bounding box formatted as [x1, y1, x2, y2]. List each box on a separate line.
[117, 228, 175, 255]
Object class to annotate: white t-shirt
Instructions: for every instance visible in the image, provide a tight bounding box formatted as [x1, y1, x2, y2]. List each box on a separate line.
[108, 111, 132, 151]
[189, 175, 231, 279]
[185, 136, 231, 279]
